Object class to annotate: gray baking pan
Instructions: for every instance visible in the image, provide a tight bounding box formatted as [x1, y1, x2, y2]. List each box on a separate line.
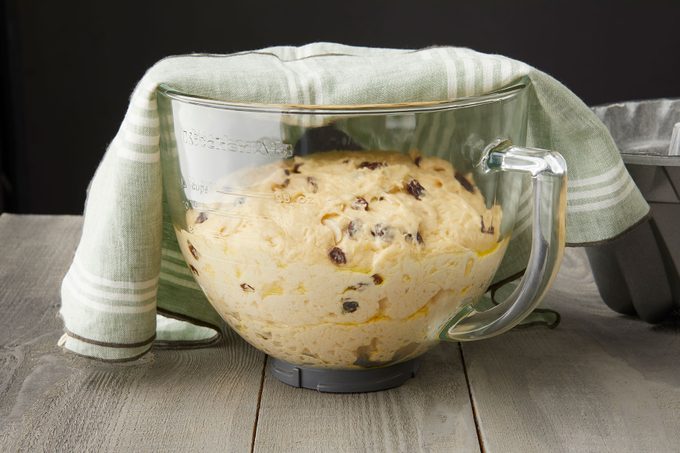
[586, 99, 680, 323]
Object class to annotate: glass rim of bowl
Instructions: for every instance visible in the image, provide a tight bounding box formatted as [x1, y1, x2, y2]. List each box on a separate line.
[157, 77, 528, 115]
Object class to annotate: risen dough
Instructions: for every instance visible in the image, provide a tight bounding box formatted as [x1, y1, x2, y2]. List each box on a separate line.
[176, 151, 505, 368]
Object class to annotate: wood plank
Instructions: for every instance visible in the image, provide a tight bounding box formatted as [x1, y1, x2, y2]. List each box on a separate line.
[0, 214, 266, 452]
[463, 248, 680, 452]
[253, 342, 480, 453]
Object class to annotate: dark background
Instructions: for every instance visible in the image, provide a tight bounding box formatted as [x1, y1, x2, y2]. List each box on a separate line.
[2, 0, 679, 214]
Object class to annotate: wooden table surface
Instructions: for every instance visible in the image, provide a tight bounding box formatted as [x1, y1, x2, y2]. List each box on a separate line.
[1, 213, 679, 452]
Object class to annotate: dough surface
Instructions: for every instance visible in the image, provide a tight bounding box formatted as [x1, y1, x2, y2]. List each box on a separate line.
[176, 151, 506, 368]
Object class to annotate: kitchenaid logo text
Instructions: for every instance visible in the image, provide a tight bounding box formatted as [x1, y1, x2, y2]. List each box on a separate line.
[182, 129, 293, 158]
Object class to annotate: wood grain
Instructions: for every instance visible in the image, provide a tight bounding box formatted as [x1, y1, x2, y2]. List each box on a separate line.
[4, 214, 680, 453]
[463, 248, 680, 453]
[253, 343, 480, 453]
[0, 214, 266, 452]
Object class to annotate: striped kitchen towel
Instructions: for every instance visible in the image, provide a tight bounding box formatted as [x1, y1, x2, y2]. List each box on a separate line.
[59, 43, 649, 361]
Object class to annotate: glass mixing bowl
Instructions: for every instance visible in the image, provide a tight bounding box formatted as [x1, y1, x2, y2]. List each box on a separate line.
[157, 79, 566, 385]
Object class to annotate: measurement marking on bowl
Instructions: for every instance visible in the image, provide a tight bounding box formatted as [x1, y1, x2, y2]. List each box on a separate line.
[216, 189, 273, 200]
[216, 189, 315, 205]
[198, 208, 276, 223]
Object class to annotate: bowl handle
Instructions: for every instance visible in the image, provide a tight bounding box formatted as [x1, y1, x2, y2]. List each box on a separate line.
[440, 139, 567, 341]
